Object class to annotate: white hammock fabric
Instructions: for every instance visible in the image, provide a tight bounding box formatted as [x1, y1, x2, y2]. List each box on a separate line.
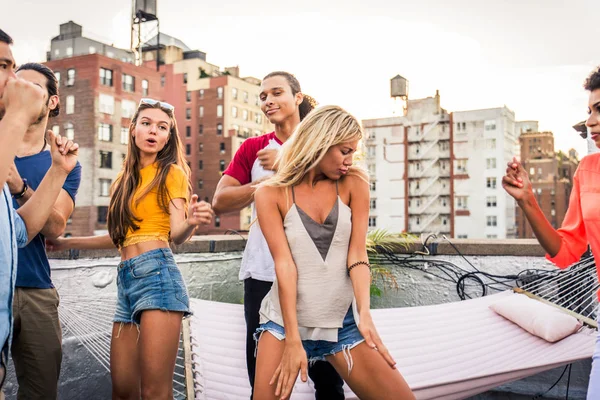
[188, 291, 596, 400]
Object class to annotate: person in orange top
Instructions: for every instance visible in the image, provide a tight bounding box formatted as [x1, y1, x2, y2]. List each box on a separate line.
[47, 99, 214, 399]
[503, 66, 600, 399]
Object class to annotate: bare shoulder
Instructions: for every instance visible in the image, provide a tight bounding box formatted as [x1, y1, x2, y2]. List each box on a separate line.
[340, 168, 369, 196]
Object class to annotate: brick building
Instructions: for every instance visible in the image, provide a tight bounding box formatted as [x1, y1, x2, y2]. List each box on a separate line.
[516, 131, 579, 238]
[44, 22, 272, 236]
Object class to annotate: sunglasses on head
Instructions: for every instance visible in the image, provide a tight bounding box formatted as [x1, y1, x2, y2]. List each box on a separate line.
[139, 98, 175, 111]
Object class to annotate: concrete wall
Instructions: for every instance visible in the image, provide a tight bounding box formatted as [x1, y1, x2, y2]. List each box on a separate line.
[3, 238, 592, 399]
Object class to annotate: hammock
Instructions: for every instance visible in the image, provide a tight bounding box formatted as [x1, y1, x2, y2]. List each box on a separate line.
[58, 255, 599, 399]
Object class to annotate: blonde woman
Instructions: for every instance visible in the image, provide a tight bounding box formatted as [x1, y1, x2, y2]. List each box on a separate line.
[253, 106, 415, 400]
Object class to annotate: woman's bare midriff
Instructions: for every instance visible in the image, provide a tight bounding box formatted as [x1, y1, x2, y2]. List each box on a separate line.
[120, 240, 170, 261]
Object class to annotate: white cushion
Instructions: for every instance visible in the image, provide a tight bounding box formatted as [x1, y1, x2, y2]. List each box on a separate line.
[489, 293, 583, 343]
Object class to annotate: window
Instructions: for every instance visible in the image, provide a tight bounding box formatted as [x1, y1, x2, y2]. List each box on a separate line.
[484, 120, 497, 131]
[99, 94, 115, 115]
[456, 159, 467, 173]
[367, 146, 376, 158]
[99, 68, 113, 86]
[216, 123, 223, 135]
[368, 164, 376, 175]
[242, 109, 248, 121]
[99, 151, 112, 169]
[52, 125, 60, 135]
[215, 216, 221, 228]
[66, 95, 75, 114]
[199, 125, 204, 134]
[486, 234, 498, 239]
[185, 126, 191, 137]
[456, 196, 468, 209]
[457, 234, 468, 239]
[486, 139, 496, 149]
[255, 94, 259, 106]
[220, 160, 225, 172]
[486, 196, 497, 207]
[370, 199, 377, 210]
[161, 75, 165, 87]
[243, 91, 249, 103]
[199, 106, 204, 118]
[186, 91, 191, 102]
[198, 179, 203, 189]
[66, 47, 73, 56]
[120, 127, 129, 145]
[54, 48, 59, 57]
[99, 179, 112, 197]
[368, 217, 377, 227]
[199, 89, 204, 99]
[486, 177, 497, 189]
[232, 106, 238, 118]
[220, 143, 225, 153]
[370, 181, 376, 191]
[255, 113, 262, 124]
[199, 143, 204, 152]
[538, 167, 542, 175]
[107, 51, 114, 58]
[486, 216, 498, 227]
[55, 72, 61, 86]
[530, 167, 535, 175]
[486, 158, 496, 169]
[67, 69, 75, 86]
[183, 73, 188, 84]
[142, 79, 149, 96]
[98, 123, 113, 142]
[186, 108, 191, 120]
[97, 206, 108, 224]
[198, 160, 203, 170]
[122, 74, 135, 92]
[121, 99, 136, 119]
[217, 105, 223, 117]
[65, 123, 74, 140]
[186, 144, 191, 155]
[232, 88, 238, 99]
[217, 87, 223, 99]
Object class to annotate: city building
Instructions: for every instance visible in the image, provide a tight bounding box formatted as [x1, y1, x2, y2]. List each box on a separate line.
[364, 82, 521, 238]
[44, 22, 272, 236]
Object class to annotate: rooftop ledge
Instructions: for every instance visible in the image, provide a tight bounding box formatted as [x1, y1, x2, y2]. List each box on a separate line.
[48, 236, 548, 259]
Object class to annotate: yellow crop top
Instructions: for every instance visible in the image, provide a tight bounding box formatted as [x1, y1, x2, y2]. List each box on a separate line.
[121, 163, 189, 248]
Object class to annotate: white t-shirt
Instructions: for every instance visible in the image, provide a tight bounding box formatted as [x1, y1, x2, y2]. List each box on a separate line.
[222, 132, 282, 282]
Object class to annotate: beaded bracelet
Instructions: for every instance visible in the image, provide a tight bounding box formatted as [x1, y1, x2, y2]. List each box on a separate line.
[347, 260, 371, 275]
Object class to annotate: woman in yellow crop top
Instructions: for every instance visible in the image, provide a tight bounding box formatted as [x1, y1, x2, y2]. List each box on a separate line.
[47, 99, 214, 399]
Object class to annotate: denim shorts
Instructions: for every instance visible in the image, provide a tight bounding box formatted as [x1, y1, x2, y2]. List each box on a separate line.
[255, 307, 364, 365]
[114, 248, 191, 325]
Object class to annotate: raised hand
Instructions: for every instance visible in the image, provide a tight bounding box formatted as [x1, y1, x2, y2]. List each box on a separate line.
[502, 156, 533, 202]
[358, 311, 397, 369]
[187, 194, 215, 227]
[47, 130, 79, 174]
[2, 77, 45, 125]
[257, 148, 279, 171]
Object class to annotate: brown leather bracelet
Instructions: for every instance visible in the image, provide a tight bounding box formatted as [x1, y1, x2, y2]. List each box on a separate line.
[347, 260, 371, 275]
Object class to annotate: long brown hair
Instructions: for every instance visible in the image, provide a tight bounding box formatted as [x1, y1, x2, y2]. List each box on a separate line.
[107, 102, 191, 247]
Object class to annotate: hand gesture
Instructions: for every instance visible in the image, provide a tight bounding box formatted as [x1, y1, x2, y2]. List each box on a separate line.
[358, 311, 396, 369]
[501, 156, 533, 202]
[48, 130, 79, 174]
[6, 162, 23, 195]
[270, 341, 308, 400]
[2, 77, 45, 125]
[187, 194, 215, 227]
[257, 148, 279, 171]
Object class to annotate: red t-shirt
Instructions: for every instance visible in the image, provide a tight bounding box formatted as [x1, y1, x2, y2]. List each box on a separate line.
[223, 132, 283, 185]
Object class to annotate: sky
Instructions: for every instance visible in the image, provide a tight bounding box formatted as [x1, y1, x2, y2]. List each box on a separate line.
[4, 0, 598, 157]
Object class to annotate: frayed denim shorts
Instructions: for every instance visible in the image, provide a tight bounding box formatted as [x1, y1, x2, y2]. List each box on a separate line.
[255, 307, 364, 365]
[114, 248, 191, 325]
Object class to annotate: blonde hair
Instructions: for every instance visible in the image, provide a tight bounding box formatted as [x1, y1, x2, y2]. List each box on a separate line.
[262, 105, 365, 189]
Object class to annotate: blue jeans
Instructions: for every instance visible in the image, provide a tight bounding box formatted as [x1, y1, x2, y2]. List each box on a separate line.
[114, 248, 191, 324]
[255, 307, 364, 367]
